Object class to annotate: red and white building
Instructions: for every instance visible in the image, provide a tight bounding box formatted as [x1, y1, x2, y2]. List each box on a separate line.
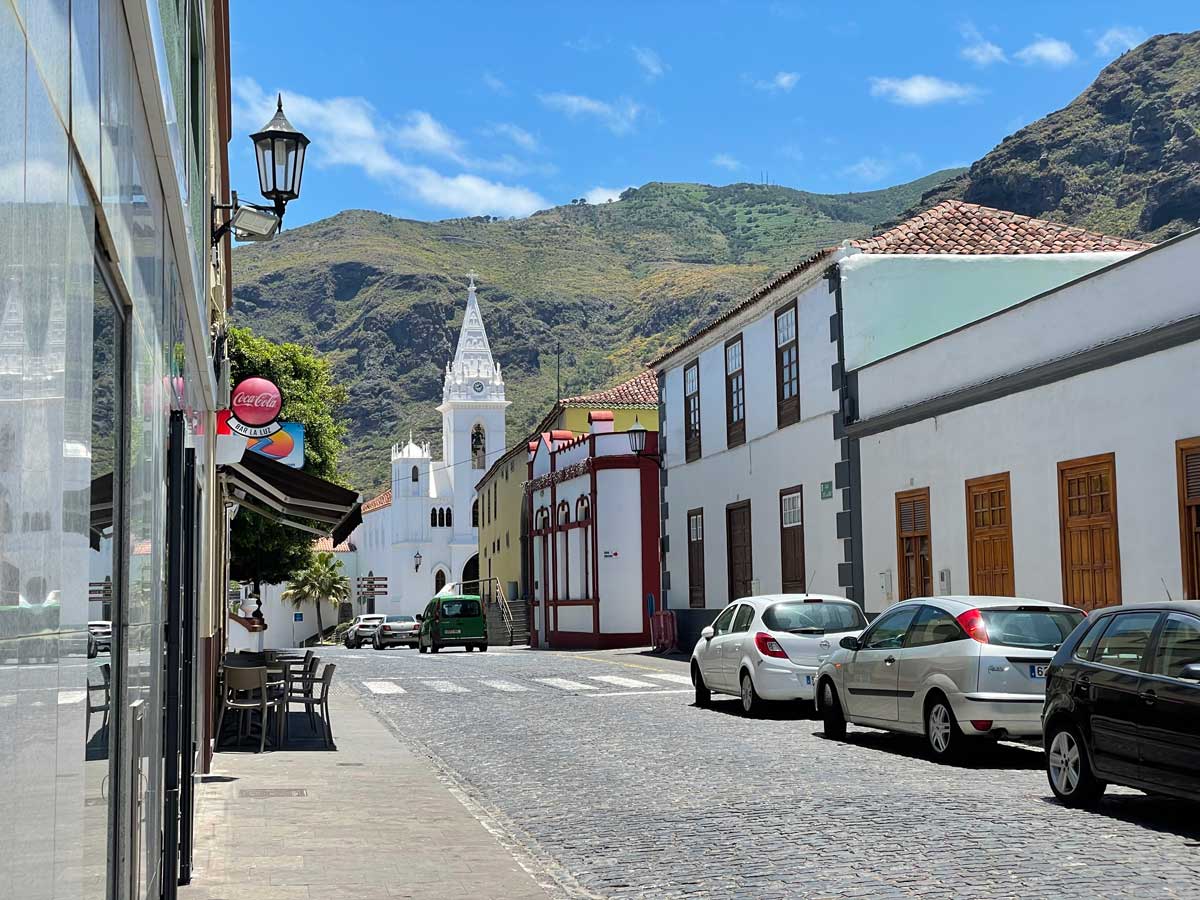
[526, 413, 661, 649]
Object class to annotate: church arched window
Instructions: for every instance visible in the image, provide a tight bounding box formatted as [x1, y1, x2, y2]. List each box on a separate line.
[472, 498, 479, 528]
[438, 508, 446, 528]
[435, 569, 447, 593]
[446, 508, 453, 528]
[430, 508, 437, 528]
[471, 424, 486, 469]
[411, 465, 419, 482]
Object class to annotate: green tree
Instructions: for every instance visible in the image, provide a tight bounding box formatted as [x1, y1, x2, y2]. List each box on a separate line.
[280, 552, 350, 643]
[227, 326, 349, 593]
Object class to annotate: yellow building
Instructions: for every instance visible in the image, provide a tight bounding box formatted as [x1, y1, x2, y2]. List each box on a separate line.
[476, 370, 660, 627]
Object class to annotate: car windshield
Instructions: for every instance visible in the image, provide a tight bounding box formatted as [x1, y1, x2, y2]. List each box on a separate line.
[762, 601, 866, 634]
[440, 599, 481, 618]
[979, 607, 1085, 650]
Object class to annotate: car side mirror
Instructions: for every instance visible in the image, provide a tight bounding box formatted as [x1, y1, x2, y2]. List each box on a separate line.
[839, 635, 861, 651]
[1179, 663, 1200, 681]
[701, 626, 715, 641]
[415, 614, 423, 622]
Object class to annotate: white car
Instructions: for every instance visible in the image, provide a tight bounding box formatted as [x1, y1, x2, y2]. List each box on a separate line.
[373, 614, 419, 649]
[343, 614, 386, 648]
[690, 594, 867, 716]
[814, 596, 1085, 760]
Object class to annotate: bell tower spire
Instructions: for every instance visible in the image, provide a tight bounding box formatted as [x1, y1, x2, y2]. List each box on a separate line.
[443, 273, 504, 402]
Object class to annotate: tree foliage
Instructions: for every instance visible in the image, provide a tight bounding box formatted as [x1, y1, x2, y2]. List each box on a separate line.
[227, 325, 349, 591]
[281, 551, 350, 642]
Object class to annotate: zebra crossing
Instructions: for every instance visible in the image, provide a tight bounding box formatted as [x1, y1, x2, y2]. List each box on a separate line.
[360, 670, 692, 698]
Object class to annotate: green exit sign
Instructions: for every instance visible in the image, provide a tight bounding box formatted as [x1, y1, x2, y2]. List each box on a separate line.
[820, 481, 833, 500]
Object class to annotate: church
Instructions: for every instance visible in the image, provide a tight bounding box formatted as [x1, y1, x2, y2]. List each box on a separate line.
[351, 276, 509, 615]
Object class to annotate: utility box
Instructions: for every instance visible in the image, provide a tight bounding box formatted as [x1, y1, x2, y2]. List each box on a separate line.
[938, 568, 952, 595]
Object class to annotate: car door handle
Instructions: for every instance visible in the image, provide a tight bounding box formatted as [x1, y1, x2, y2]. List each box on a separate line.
[885, 656, 896, 666]
[1139, 690, 1157, 706]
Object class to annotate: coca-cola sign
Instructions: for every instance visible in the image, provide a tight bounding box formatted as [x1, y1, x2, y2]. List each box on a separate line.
[231, 377, 282, 426]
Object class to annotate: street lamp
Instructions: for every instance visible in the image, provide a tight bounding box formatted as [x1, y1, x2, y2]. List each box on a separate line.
[627, 416, 663, 468]
[212, 94, 310, 244]
[414, 551, 422, 572]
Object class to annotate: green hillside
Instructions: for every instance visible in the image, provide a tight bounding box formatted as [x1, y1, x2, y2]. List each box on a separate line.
[232, 171, 961, 493]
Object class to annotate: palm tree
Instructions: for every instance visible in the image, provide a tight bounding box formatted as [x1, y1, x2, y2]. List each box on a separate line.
[281, 551, 349, 644]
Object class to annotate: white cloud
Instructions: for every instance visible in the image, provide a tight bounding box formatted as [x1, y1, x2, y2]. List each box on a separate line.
[232, 78, 546, 218]
[1095, 26, 1147, 57]
[869, 75, 979, 106]
[1015, 36, 1077, 67]
[482, 72, 508, 95]
[960, 24, 1006, 66]
[632, 46, 667, 80]
[755, 71, 800, 92]
[711, 153, 742, 171]
[583, 186, 630, 204]
[539, 92, 642, 135]
[486, 122, 539, 152]
[842, 157, 892, 182]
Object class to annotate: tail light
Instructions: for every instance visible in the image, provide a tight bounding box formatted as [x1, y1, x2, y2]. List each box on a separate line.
[970, 720, 993, 732]
[956, 608, 989, 643]
[754, 632, 789, 660]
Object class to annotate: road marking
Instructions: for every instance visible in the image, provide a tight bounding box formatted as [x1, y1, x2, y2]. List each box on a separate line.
[481, 680, 529, 692]
[589, 674, 657, 689]
[363, 681, 406, 695]
[644, 672, 693, 685]
[583, 696, 696, 700]
[423, 680, 470, 693]
[536, 677, 598, 691]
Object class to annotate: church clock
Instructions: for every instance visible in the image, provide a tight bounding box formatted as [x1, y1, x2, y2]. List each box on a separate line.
[472, 380, 484, 394]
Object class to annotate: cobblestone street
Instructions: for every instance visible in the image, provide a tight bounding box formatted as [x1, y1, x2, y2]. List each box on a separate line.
[327, 645, 1200, 899]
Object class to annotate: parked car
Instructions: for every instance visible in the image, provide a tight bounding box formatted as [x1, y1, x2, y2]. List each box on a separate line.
[344, 614, 386, 648]
[1042, 601, 1200, 806]
[417, 594, 487, 653]
[373, 614, 420, 650]
[815, 596, 1085, 760]
[691, 594, 867, 716]
[87, 621, 112, 658]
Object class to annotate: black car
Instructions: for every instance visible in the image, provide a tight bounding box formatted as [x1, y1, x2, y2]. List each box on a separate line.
[1042, 601, 1200, 806]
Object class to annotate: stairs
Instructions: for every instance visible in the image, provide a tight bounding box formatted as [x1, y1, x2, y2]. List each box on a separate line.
[486, 597, 531, 646]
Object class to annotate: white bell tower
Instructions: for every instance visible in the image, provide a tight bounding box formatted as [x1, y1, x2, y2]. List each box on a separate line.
[437, 274, 510, 534]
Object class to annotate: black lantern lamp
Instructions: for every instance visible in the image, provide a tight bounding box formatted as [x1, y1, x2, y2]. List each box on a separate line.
[414, 551, 423, 573]
[213, 94, 310, 244]
[627, 416, 663, 467]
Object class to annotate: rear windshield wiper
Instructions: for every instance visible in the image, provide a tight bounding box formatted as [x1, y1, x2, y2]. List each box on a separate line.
[789, 626, 826, 635]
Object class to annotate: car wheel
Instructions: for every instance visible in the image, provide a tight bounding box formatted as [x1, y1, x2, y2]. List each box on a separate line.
[418, 637, 428, 654]
[925, 695, 965, 761]
[820, 680, 847, 739]
[409, 643, 418, 650]
[479, 644, 487, 652]
[1047, 722, 1106, 807]
[465, 644, 474, 652]
[739, 671, 761, 717]
[692, 663, 711, 708]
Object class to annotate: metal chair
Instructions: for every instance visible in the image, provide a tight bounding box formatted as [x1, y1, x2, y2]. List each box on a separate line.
[286, 663, 337, 749]
[86, 663, 111, 736]
[217, 666, 282, 753]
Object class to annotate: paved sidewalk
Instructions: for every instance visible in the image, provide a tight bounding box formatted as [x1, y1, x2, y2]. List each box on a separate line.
[181, 683, 554, 900]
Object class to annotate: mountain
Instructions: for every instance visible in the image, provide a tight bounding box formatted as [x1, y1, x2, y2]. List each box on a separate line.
[231, 171, 961, 492]
[887, 31, 1200, 241]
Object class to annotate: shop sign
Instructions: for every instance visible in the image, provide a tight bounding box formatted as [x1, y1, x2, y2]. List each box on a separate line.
[229, 377, 282, 437]
[247, 422, 305, 468]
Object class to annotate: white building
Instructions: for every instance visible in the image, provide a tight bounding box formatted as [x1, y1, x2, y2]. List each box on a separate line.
[653, 201, 1150, 639]
[352, 277, 510, 614]
[849, 228, 1198, 613]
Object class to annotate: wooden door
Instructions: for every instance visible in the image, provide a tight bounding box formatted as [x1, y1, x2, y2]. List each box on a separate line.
[687, 508, 706, 608]
[779, 487, 806, 593]
[965, 473, 1014, 596]
[726, 500, 754, 602]
[896, 488, 931, 600]
[1058, 453, 1121, 611]
[1177, 438, 1200, 600]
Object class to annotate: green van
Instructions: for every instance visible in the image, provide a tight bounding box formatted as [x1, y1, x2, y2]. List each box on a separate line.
[417, 594, 487, 653]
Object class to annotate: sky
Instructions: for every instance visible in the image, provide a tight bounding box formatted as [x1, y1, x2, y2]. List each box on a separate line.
[228, 1, 1199, 227]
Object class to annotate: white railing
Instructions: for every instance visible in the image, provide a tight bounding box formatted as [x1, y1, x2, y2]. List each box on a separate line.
[453, 577, 515, 642]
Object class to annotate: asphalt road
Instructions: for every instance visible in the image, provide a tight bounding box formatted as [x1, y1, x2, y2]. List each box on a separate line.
[328, 644, 1200, 899]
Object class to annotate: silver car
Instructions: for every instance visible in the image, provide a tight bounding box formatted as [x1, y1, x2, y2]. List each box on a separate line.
[815, 596, 1085, 760]
[373, 614, 419, 650]
[343, 614, 386, 649]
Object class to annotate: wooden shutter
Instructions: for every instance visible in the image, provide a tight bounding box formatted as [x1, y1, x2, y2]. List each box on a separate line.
[780, 487, 806, 593]
[687, 509, 706, 608]
[1178, 438, 1200, 600]
[725, 336, 745, 448]
[684, 360, 701, 462]
[726, 500, 754, 602]
[965, 473, 1015, 596]
[895, 488, 932, 601]
[775, 304, 800, 428]
[1058, 453, 1121, 611]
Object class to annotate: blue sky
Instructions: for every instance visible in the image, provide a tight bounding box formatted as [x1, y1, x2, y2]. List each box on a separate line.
[228, 1, 1198, 227]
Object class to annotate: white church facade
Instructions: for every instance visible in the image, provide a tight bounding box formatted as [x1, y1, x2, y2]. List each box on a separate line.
[352, 277, 509, 615]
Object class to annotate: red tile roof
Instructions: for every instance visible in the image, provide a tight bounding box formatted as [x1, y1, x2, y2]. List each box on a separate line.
[361, 488, 392, 514]
[561, 369, 659, 408]
[313, 536, 356, 552]
[851, 200, 1151, 255]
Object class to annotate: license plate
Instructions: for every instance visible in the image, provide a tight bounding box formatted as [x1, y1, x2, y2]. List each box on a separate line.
[1029, 664, 1049, 678]
[445, 629, 461, 635]
[803, 675, 814, 686]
